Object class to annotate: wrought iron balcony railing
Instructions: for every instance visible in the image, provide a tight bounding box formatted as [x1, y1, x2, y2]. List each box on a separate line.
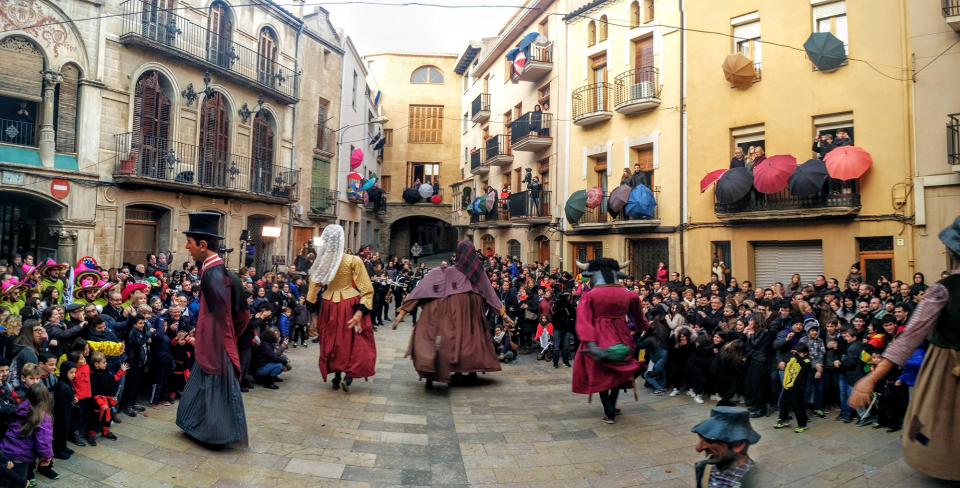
[508, 190, 551, 219]
[310, 188, 338, 217]
[114, 132, 299, 202]
[580, 189, 660, 224]
[315, 126, 336, 157]
[118, 0, 299, 102]
[614, 67, 661, 108]
[485, 134, 512, 160]
[572, 82, 613, 120]
[714, 180, 860, 214]
[0, 118, 37, 147]
[470, 149, 484, 170]
[471, 93, 490, 121]
[509, 111, 553, 146]
[948, 113, 960, 165]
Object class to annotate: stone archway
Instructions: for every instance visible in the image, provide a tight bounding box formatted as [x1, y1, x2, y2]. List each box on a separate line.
[378, 203, 454, 259]
[387, 215, 455, 260]
[0, 188, 65, 262]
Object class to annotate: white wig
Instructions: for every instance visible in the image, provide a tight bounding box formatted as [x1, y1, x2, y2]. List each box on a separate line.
[308, 224, 345, 285]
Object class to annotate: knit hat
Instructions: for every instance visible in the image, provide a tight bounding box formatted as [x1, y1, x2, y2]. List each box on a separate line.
[803, 318, 820, 332]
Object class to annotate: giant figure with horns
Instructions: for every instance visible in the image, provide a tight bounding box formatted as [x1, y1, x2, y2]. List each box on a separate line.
[571, 258, 646, 424]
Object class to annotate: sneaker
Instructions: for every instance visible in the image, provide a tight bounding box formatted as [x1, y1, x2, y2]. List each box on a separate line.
[122, 408, 137, 417]
[841, 416, 853, 423]
[103, 432, 117, 441]
[601, 416, 615, 424]
[773, 420, 791, 429]
[813, 410, 826, 418]
[710, 394, 721, 401]
[264, 383, 279, 390]
[694, 394, 704, 404]
[749, 409, 767, 419]
[793, 426, 808, 433]
[653, 389, 666, 396]
[669, 388, 680, 397]
[291, 343, 298, 348]
[86, 435, 97, 446]
[301, 342, 307, 348]
[687, 390, 696, 398]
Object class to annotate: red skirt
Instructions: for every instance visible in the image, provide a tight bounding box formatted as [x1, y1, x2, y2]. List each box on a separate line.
[317, 296, 377, 381]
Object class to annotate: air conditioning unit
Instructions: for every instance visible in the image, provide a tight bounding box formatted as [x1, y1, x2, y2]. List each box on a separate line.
[630, 80, 655, 100]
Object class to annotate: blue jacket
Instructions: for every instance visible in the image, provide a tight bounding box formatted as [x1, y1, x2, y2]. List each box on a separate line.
[278, 315, 292, 338]
[899, 347, 925, 387]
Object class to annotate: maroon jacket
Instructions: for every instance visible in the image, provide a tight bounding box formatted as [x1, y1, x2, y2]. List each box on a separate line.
[195, 256, 250, 376]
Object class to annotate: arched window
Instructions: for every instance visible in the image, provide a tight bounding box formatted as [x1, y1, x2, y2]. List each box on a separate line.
[599, 15, 608, 42]
[507, 239, 521, 259]
[410, 65, 444, 84]
[257, 27, 278, 86]
[0, 36, 44, 148]
[198, 91, 230, 187]
[131, 71, 173, 179]
[251, 110, 275, 194]
[207, 1, 234, 69]
[644, 0, 654, 23]
[55, 63, 81, 153]
[481, 234, 495, 256]
[587, 21, 596, 46]
[630, 1, 641, 28]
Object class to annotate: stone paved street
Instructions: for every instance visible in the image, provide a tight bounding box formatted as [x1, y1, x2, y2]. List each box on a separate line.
[44, 321, 954, 488]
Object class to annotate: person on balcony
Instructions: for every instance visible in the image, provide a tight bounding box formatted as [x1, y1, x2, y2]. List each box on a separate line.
[500, 185, 511, 220]
[812, 133, 836, 160]
[730, 147, 746, 169]
[835, 129, 853, 147]
[529, 177, 543, 217]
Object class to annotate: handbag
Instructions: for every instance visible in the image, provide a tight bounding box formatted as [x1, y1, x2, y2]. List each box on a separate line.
[524, 309, 538, 321]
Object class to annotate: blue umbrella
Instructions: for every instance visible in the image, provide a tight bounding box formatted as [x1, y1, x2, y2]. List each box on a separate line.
[624, 184, 657, 219]
[362, 175, 377, 191]
[804, 32, 847, 72]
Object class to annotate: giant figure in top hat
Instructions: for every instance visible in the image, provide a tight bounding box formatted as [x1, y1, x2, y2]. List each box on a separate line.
[175, 212, 250, 446]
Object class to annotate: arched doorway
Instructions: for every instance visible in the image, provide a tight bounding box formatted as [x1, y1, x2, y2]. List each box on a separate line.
[0, 190, 64, 262]
[388, 216, 455, 260]
[198, 91, 230, 188]
[246, 215, 276, 274]
[480, 234, 495, 257]
[122, 204, 172, 266]
[534, 235, 551, 264]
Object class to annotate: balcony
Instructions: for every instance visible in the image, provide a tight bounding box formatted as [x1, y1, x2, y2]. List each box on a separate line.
[516, 42, 554, 82]
[510, 111, 553, 152]
[508, 190, 551, 222]
[309, 188, 338, 219]
[315, 127, 336, 159]
[118, 0, 299, 103]
[485, 135, 513, 167]
[471, 93, 490, 124]
[949, 113, 960, 170]
[0, 118, 37, 148]
[572, 83, 613, 126]
[470, 149, 488, 175]
[578, 190, 661, 227]
[714, 181, 861, 221]
[113, 132, 299, 203]
[945, 0, 960, 30]
[470, 198, 507, 226]
[614, 67, 661, 115]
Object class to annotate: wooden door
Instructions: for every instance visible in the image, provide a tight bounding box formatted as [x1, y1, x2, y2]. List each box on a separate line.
[538, 238, 550, 264]
[293, 226, 314, 255]
[591, 53, 607, 111]
[199, 92, 229, 188]
[133, 72, 171, 179]
[251, 113, 274, 194]
[860, 252, 894, 284]
[258, 29, 277, 86]
[572, 242, 603, 271]
[634, 36, 653, 69]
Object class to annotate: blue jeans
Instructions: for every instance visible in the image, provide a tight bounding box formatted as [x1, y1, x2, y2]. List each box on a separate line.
[805, 374, 823, 410]
[644, 350, 667, 391]
[255, 363, 283, 379]
[838, 376, 866, 418]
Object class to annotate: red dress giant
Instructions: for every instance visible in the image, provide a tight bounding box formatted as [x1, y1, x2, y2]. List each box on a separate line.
[571, 285, 644, 395]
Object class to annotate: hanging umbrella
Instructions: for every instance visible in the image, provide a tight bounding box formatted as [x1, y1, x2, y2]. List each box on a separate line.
[418, 183, 434, 199]
[586, 187, 604, 209]
[825, 146, 873, 180]
[430, 194, 442, 204]
[753, 155, 797, 194]
[804, 32, 847, 72]
[485, 191, 497, 210]
[564, 190, 588, 225]
[402, 188, 422, 203]
[362, 175, 377, 191]
[350, 147, 364, 170]
[789, 159, 829, 197]
[608, 183, 632, 216]
[624, 184, 657, 219]
[347, 172, 364, 203]
[700, 169, 728, 193]
[715, 167, 754, 203]
[722, 53, 757, 89]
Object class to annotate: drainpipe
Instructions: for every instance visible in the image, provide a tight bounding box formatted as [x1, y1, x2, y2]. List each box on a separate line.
[678, 0, 687, 276]
[288, 22, 305, 263]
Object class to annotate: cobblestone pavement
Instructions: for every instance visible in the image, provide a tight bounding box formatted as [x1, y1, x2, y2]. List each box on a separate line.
[46, 320, 954, 488]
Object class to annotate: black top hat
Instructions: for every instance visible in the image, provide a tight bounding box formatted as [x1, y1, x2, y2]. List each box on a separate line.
[184, 212, 224, 240]
[691, 407, 761, 445]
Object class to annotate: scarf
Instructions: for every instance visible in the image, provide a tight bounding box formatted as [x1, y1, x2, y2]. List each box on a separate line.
[309, 225, 345, 285]
[454, 240, 483, 285]
[493, 330, 506, 343]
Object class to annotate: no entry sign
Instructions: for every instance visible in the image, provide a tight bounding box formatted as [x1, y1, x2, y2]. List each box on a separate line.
[51, 179, 70, 200]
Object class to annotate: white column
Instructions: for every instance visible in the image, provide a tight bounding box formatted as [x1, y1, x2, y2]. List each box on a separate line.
[39, 70, 63, 168]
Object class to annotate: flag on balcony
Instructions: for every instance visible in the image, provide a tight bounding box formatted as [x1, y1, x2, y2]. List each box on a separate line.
[506, 32, 547, 83]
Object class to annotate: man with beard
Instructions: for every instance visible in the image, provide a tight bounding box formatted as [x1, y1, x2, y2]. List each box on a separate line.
[692, 407, 761, 487]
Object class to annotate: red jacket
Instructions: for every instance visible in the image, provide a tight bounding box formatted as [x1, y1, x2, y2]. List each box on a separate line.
[73, 363, 91, 400]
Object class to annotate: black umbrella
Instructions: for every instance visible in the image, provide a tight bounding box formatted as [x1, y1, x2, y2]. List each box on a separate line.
[715, 167, 753, 204]
[402, 188, 422, 204]
[789, 159, 829, 197]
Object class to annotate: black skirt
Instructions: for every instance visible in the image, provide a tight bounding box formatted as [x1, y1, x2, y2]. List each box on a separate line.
[175, 351, 248, 446]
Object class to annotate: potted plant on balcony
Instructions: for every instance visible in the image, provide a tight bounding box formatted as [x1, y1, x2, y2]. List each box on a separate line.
[119, 151, 138, 175]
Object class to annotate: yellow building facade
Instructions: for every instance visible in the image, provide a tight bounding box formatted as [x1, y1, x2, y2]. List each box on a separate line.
[684, 0, 915, 287]
[562, 0, 684, 279]
[365, 53, 463, 258]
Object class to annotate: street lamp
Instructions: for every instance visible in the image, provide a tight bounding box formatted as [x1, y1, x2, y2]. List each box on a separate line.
[546, 217, 565, 273]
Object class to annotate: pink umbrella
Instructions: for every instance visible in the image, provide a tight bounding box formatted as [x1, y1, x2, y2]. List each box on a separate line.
[753, 155, 797, 193]
[824, 146, 873, 180]
[700, 169, 728, 193]
[350, 147, 364, 170]
[586, 187, 604, 209]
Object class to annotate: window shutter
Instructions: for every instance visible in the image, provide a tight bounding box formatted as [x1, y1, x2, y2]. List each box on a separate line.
[55, 65, 79, 153]
[0, 37, 44, 102]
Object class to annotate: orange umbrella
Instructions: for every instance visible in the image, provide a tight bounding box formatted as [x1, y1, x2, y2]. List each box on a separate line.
[753, 155, 797, 193]
[824, 146, 873, 180]
[700, 169, 728, 193]
[722, 53, 757, 89]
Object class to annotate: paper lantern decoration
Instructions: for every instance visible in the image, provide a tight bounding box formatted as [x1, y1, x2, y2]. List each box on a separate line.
[350, 148, 364, 170]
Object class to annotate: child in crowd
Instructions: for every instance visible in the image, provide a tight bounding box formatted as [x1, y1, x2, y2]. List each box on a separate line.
[775, 342, 812, 433]
[0, 358, 18, 435]
[822, 319, 842, 414]
[292, 296, 310, 348]
[89, 352, 128, 441]
[252, 328, 288, 389]
[39, 353, 58, 393]
[798, 321, 826, 418]
[170, 328, 195, 399]
[69, 347, 95, 446]
[279, 306, 293, 340]
[120, 317, 150, 417]
[16, 364, 42, 400]
[52, 362, 76, 460]
[493, 326, 515, 363]
[0, 383, 55, 482]
[534, 315, 553, 361]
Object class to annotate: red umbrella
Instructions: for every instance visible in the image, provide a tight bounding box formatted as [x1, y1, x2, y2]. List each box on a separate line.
[824, 146, 873, 180]
[586, 187, 604, 209]
[700, 169, 728, 193]
[753, 155, 797, 193]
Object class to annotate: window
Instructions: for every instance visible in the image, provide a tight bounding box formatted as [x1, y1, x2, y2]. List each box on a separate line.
[408, 162, 440, 188]
[462, 72, 469, 92]
[462, 112, 469, 133]
[206, 1, 234, 68]
[131, 71, 173, 178]
[599, 15, 608, 42]
[731, 124, 765, 158]
[857, 236, 893, 284]
[631, 144, 654, 187]
[257, 27, 278, 86]
[508, 239, 521, 259]
[383, 128, 393, 146]
[55, 63, 80, 153]
[351, 71, 358, 109]
[410, 65, 444, 84]
[251, 110, 275, 194]
[630, 1, 641, 28]
[198, 91, 230, 187]
[537, 83, 551, 111]
[644, 0, 654, 23]
[813, 1, 848, 52]
[381, 175, 391, 193]
[408, 105, 443, 143]
[711, 241, 732, 278]
[591, 154, 608, 192]
[814, 112, 854, 154]
[481, 235, 495, 256]
[572, 242, 603, 269]
[732, 17, 762, 72]
[587, 21, 597, 46]
[537, 156, 550, 190]
[316, 97, 330, 150]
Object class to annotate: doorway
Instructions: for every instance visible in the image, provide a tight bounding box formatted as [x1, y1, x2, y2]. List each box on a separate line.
[122, 205, 171, 266]
[0, 191, 63, 262]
